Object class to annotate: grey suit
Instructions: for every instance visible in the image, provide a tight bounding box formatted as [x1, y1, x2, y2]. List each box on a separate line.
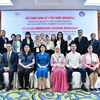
[12, 41, 22, 53]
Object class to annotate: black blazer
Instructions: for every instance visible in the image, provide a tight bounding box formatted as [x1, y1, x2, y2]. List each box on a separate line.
[1, 51, 18, 70]
[65, 40, 74, 53]
[74, 36, 89, 55]
[89, 39, 100, 56]
[9, 40, 13, 45]
[22, 39, 34, 52]
[0, 36, 9, 54]
[59, 39, 66, 55]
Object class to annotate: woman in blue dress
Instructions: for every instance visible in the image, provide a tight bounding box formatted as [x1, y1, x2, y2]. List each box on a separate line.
[18, 44, 35, 90]
[36, 44, 50, 91]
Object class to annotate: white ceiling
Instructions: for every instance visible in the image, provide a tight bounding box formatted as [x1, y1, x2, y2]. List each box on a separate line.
[0, 0, 100, 10]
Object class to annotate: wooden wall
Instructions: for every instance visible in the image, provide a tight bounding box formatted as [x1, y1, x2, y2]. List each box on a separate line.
[98, 13, 100, 39]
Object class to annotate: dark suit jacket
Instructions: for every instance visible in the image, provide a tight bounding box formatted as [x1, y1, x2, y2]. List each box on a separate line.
[22, 39, 34, 52]
[9, 40, 13, 45]
[60, 39, 66, 56]
[1, 51, 18, 70]
[0, 36, 9, 54]
[65, 40, 74, 53]
[89, 39, 100, 55]
[74, 36, 89, 54]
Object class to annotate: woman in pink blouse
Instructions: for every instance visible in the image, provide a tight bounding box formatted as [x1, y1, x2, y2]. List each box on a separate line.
[51, 46, 68, 92]
[83, 45, 99, 90]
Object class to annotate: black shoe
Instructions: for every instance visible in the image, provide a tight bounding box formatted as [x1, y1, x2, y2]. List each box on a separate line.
[81, 84, 88, 92]
[6, 85, 12, 91]
[43, 89, 46, 92]
[24, 86, 29, 90]
[90, 88, 94, 91]
[24, 88, 28, 90]
[94, 88, 97, 91]
[0, 84, 5, 90]
[18, 87, 23, 90]
[41, 89, 45, 91]
[68, 84, 72, 91]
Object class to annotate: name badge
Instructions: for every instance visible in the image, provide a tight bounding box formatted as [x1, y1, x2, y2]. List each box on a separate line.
[17, 48, 20, 53]
[59, 58, 61, 62]
[68, 46, 71, 51]
[36, 48, 39, 52]
[4, 44, 6, 48]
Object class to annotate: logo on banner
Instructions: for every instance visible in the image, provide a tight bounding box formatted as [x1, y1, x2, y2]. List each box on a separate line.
[14, 12, 21, 16]
[79, 11, 85, 17]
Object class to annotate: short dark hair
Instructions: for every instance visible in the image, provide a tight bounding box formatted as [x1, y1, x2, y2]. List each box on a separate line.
[16, 34, 21, 38]
[78, 29, 83, 33]
[39, 44, 46, 51]
[87, 44, 93, 48]
[6, 42, 12, 46]
[45, 35, 49, 37]
[90, 33, 96, 37]
[11, 34, 16, 38]
[1, 30, 6, 33]
[71, 43, 76, 46]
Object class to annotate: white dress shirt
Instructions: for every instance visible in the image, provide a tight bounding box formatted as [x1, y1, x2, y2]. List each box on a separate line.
[45, 40, 54, 50]
[66, 51, 82, 69]
[67, 40, 72, 51]
[57, 40, 61, 48]
[16, 41, 21, 53]
[67, 40, 72, 46]
[27, 39, 30, 44]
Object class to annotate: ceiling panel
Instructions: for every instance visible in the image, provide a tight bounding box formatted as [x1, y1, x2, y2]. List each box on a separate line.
[0, 0, 99, 10]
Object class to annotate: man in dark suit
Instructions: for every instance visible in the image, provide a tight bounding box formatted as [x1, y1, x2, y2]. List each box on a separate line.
[0, 30, 9, 54]
[89, 33, 100, 56]
[0, 43, 18, 91]
[74, 29, 89, 55]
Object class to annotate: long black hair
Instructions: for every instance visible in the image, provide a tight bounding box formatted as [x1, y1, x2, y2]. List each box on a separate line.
[51, 34, 57, 47]
[11, 34, 16, 38]
[39, 44, 47, 52]
[57, 32, 63, 40]
[25, 31, 33, 41]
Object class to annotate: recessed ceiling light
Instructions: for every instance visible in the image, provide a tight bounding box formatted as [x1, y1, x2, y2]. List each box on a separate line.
[0, 0, 13, 6]
[84, 0, 100, 6]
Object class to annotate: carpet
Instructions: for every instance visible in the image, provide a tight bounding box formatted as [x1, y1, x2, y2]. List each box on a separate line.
[0, 88, 100, 100]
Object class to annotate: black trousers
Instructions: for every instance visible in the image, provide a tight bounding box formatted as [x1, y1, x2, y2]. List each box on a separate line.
[0, 68, 15, 85]
[18, 68, 33, 87]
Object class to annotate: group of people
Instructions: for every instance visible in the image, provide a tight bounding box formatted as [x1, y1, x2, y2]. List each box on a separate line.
[0, 29, 99, 92]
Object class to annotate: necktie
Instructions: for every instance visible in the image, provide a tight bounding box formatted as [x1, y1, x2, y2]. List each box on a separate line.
[91, 40, 94, 46]
[78, 37, 81, 42]
[7, 52, 10, 66]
